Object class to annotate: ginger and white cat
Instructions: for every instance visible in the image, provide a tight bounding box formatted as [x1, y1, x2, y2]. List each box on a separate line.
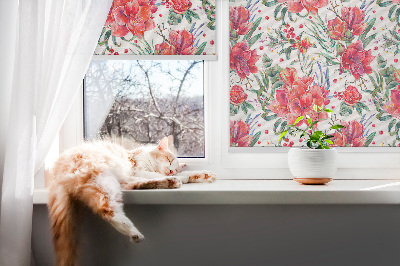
[48, 137, 216, 266]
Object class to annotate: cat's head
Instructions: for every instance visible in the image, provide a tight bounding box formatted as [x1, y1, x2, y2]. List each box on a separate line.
[149, 137, 180, 176]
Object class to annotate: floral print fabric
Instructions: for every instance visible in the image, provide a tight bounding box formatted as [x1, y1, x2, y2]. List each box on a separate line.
[95, 0, 216, 56]
[230, 0, 400, 147]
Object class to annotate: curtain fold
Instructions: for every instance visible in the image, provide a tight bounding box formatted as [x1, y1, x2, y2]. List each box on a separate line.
[0, 0, 112, 265]
[0, 0, 18, 199]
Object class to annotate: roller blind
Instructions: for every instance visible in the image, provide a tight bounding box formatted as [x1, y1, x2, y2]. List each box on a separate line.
[94, 0, 216, 60]
[229, 0, 400, 148]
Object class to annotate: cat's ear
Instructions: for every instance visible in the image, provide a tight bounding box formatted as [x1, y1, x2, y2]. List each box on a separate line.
[157, 137, 168, 151]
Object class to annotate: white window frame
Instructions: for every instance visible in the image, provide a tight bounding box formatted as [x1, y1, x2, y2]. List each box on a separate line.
[58, 0, 400, 181]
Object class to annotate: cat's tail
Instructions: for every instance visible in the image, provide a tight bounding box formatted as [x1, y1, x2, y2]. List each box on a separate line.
[48, 183, 78, 266]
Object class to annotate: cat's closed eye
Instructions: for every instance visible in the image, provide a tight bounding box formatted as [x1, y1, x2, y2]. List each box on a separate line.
[156, 154, 174, 164]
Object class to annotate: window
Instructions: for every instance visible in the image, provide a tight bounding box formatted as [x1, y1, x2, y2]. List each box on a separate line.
[83, 60, 205, 158]
[55, 0, 400, 182]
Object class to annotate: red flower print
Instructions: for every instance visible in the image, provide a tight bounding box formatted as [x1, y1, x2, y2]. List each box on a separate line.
[341, 7, 367, 36]
[230, 120, 253, 147]
[280, 67, 298, 86]
[295, 36, 314, 54]
[169, 30, 197, 54]
[393, 0, 400, 4]
[332, 120, 366, 147]
[276, 0, 304, 13]
[300, 0, 329, 14]
[170, 0, 192, 14]
[229, 6, 253, 36]
[268, 89, 289, 118]
[154, 41, 175, 55]
[267, 68, 330, 126]
[230, 40, 260, 79]
[383, 87, 400, 117]
[328, 17, 347, 40]
[230, 85, 248, 106]
[277, 0, 328, 14]
[343, 85, 362, 106]
[105, 0, 158, 38]
[341, 41, 375, 80]
[155, 30, 197, 55]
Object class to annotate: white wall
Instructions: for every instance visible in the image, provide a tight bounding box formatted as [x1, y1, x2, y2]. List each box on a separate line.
[33, 204, 400, 266]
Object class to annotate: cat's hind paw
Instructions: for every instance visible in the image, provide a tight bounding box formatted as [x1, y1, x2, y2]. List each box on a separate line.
[130, 232, 145, 243]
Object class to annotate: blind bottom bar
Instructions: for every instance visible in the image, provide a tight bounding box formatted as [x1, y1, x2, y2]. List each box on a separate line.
[92, 55, 218, 61]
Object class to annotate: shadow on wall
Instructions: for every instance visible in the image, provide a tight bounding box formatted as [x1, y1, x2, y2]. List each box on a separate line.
[33, 204, 400, 266]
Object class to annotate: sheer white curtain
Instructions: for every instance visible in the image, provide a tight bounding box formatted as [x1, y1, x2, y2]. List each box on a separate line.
[0, 0, 112, 265]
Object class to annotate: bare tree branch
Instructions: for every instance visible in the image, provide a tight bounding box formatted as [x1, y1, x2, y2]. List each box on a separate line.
[173, 60, 202, 115]
[137, 60, 162, 116]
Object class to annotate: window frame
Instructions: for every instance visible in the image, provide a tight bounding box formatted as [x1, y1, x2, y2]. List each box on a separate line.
[58, 0, 400, 181]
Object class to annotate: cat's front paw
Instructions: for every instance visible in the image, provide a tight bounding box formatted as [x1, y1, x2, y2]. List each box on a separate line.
[203, 171, 217, 183]
[187, 171, 217, 183]
[166, 177, 182, 189]
[177, 163, 187, 173]
[130, 232, 145, 243]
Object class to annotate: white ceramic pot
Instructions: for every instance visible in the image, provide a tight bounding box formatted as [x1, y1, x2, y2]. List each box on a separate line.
[288, 148, 338, 184]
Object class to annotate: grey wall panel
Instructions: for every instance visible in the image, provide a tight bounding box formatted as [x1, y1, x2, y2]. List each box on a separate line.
[32, 205, 400, 266]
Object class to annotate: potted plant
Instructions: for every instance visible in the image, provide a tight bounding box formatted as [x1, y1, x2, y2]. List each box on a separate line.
[279, 106, 345, 185]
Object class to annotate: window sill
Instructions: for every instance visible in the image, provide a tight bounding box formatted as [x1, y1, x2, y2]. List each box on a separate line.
[33, 180, 400, 205]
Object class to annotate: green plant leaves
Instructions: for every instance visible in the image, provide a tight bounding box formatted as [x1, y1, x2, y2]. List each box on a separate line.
[241, 101, 255, 115]
[262, 113, 278, 121]
[278, 130, 288, 141]
[195, 42, 207, 55]
[364, 132, 376, 147]
[363, 33, 377, 48]
[249, 132, 262, 147]
[244, 17, 262, 41]
[331, 125, 345, 130]
[377, 113, 393, 121]
[168, 9, 183, 25]
[376, 0, 393, 7]
[248, 33, 262, 48]
[293, 116, 304, 125]
[98, 30, 111, 46]
[377, 55, 387, 69]
[262, 0, 278, 7]
[339, 101, 353, 116]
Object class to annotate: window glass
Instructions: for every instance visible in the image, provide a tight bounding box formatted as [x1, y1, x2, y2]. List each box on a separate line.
[84, 60, 205, 158]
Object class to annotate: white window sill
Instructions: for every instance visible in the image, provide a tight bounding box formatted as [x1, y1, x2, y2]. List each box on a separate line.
[33, 180, 400, 205]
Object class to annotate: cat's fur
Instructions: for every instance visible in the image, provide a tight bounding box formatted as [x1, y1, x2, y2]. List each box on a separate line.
[48, 137, 216, 266]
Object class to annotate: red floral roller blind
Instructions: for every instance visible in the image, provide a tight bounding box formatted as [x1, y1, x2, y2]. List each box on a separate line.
[95, 0, 216, 58]
[230, 0, 400, 148]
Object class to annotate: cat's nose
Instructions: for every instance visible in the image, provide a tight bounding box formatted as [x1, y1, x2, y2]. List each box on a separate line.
[169, 170, 173, 175]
